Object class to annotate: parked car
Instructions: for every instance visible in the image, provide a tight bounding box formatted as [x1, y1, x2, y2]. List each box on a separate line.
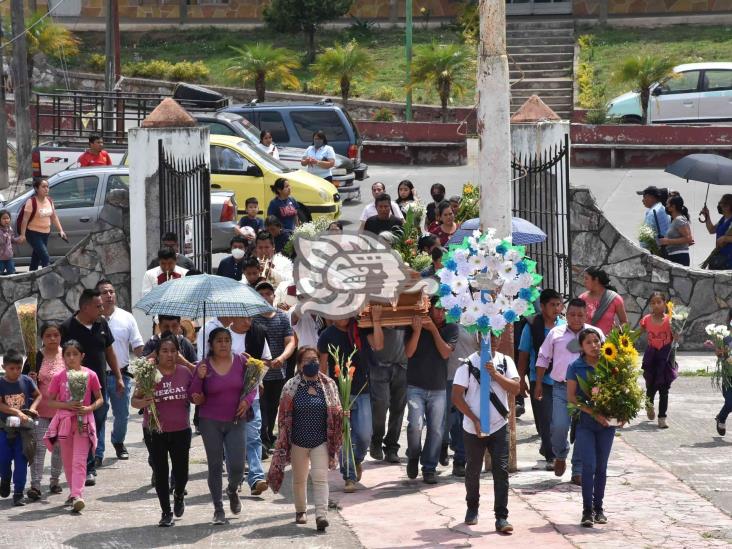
[607, 62, 732, 124]
[195, 111, 363, 201]
[209, 135, 340, 221]
[220, 99, 367, 175]
[1, 166, 238, 265]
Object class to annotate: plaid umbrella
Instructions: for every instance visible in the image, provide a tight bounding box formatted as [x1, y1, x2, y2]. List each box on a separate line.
[448, 217, 547, 246]
[134, 274, 275, 318]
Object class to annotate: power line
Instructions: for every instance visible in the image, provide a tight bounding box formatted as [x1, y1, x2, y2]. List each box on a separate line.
[1, 0, 70, 49]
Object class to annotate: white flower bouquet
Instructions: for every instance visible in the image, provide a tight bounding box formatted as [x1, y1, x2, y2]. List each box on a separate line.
[67, 369, 88, 434]
[705, 323, 732, 390]
[131, 357, 163, 432]
[638, 224, 660, 255]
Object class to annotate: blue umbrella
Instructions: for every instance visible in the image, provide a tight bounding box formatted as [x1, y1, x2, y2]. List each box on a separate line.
[447, 217, 547, 246]
[134, 274, 275, 318]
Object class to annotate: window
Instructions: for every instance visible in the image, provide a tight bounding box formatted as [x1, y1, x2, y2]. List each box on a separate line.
[204, 122, 237, 137]
[210, 146, 253, 173]
[51, 176, 99, 209]
[291, 110, 348, 142]
[660, 71, 700, 94]
[105, 175, 129, 198]
[258, 112, 289, 143]
[704, 70, 732, 92]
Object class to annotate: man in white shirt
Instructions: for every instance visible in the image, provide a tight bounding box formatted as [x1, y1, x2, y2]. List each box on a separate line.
[141, 247, 188, 296]
[97, 279, 144, 461]
[452, 337, 519, 532]
[359, 181, 404, 230]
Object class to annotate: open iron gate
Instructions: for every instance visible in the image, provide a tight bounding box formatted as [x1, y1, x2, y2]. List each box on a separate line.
[158, 140, 212, 274]
[511, 134, 572, 300]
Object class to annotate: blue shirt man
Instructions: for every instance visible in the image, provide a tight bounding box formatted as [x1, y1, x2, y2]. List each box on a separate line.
[638, 186, 670, 246]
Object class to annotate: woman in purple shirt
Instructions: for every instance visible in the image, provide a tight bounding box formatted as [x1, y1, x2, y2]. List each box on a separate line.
[132, 332, 193, 528]
[189, 327, 257, 525]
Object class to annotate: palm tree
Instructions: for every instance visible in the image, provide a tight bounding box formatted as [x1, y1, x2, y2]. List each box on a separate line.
[312, 41, 374, 108]
[613, 55, 677, 124]
[411, 42, 471, 122]
[25, 10, 80, 83]
[226, 44, 300, 102]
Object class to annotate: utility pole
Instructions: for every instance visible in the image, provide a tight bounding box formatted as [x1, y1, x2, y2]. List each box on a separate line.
[405, 0, 413, 121]
[104, 0, 120, 136]
[11, 0, 32, 183]
[0, 14, 9, 190]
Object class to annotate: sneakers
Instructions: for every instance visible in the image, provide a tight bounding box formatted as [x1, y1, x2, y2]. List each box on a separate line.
[49, 480, 62, 495]
[158, 511, 174, 527]
[646, 404, 656, 421]
[316, 516, 329, 532]
[553, 459, 566, 477]
[227, 486, 241, 515]
[452, 462, 466, 477]
[344, 480, 357, 493]
[212, 508, 226, 525]
[385, 450, 400, 464]
[173, 494, 185, 518]
[369, 446, 384, 461]
[658, 417, 669, 429]
[594, 509, 607, 524]
[495, 518, 514, 533]
[439, 445, 449, 466]
[423, 471, 437, 484]
[72, 498, 85, 513]
[26, 487, 41, 501]
[464, 508, 479, 525]
[113, 443, 129, 460]
[0, 477, 10, 498]
[545, 459, 555, 472]
[406, 458, 419, 479]
[355, 462, 363, 482]
[716, 416, 726, 436]
[251, 480, 269, 496]
[12, 493, 25, 507]
[64, 496, 75, 506]
[295, 512, 307, 524]
[581, 509, 594, 527]
[85, 473, 96, 487]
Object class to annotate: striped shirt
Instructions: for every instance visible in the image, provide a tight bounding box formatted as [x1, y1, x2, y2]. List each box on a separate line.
[254, 310, 293, 381]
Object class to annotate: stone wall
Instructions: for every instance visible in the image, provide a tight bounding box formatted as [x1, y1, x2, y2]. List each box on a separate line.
[573, 0, 731, 16]
[0, 192, 131, 355]
[570, 187, 731, 350]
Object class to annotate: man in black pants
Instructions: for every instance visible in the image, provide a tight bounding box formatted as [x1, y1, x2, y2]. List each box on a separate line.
[452, 335, 520, 532]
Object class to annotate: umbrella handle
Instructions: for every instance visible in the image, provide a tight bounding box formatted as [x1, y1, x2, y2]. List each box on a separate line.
[699, 183, 710, 223]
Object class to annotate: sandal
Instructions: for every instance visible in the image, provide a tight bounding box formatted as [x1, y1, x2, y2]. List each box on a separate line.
[26, 487, 41, 501]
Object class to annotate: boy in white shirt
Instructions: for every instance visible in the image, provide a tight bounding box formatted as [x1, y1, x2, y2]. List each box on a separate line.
[452, 335, 520, 533]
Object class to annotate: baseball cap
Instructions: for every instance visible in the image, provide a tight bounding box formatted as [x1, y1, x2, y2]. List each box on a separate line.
[255, 281, 275, 293]
[636, 186, 663, 198]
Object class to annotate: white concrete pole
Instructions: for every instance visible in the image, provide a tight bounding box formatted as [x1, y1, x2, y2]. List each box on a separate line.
[477, 0, 511, 238]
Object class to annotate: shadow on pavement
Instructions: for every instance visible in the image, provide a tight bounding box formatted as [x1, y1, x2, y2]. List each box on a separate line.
[682, 437, 732, 449]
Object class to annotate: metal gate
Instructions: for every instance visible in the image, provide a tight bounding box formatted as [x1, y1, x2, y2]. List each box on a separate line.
[158, 140, 212, 274]
[511, 134, 572, 300]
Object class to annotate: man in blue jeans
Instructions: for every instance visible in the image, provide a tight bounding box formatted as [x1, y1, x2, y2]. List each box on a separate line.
[97, 279, 144, 462]
[404, 299, 459, 484]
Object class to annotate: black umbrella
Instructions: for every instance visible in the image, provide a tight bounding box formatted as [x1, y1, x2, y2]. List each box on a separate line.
[665, 154, 732, 221]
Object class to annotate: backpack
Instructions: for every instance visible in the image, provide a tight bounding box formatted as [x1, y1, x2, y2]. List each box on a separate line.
[16, 196, 54, 234]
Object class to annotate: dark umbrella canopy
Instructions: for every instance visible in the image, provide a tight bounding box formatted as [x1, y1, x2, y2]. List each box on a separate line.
[665, 154, 732, 185]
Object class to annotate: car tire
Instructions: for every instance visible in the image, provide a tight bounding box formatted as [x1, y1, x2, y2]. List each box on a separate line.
[620, 115, 642, 125]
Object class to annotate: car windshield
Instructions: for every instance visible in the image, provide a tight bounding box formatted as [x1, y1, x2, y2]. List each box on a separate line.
[236, 140, 293, 173]
[230, 119, 262, 144]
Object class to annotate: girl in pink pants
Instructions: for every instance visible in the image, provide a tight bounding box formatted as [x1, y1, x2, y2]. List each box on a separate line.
[44, 340, 103, 513]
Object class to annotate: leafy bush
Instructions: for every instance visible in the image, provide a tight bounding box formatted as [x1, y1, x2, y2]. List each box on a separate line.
[458, 1, 479, 44]
[347, 16, 376, 40]
[372, 107, 394, 121]
[123, 59, 209, 82]
[584, 106, 609, 125]
[375, 86, 396, 101]
[169, 60, 209, 82]
[303, 80, 326, 95]
[577, 62, 606, 109]
[88, 53, 105, 73]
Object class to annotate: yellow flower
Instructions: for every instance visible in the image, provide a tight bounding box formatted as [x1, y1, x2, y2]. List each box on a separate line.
[601, 342, 618, 362]
[666, 301, 674, 315]
[618, 334, 633, 352]
[463, 183, 474, 195]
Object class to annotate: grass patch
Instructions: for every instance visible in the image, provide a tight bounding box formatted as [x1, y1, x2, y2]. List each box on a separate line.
[58, 26, 476, 106]
[679, 368, 711, 377]
[577, 24, 732, 101]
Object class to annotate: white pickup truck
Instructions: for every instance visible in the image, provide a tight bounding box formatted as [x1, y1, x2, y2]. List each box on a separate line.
[32, 143, 126, 179]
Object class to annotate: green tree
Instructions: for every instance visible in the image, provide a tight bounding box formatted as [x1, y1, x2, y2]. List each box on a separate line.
[613, 55, 677, 124]
[25, 10, 80, 82]
[263, 0, 354, 64]
[411, 42, 471, 122]
[226, 44, 300, 102]
[313, 41, 374, 108]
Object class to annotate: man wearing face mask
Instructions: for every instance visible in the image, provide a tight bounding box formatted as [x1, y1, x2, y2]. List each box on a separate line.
[217, 236, 249, 281]
[637, 186, 670, 250]
[425, 183, 446, 231]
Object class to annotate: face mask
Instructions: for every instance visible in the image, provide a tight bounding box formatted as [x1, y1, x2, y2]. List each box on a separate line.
[302, 360, 319, 377]
[313, 139, 324, 148]
[231, 248, 246, 260]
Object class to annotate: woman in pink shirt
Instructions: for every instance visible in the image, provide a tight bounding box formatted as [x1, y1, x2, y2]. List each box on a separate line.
[24, 323, 66, 501]
[579, 267, 627, 335]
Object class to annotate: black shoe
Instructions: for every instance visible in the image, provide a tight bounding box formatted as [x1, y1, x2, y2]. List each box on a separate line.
[158, 511, 174, 527]
[385, 450, 400, 463]
[94, 456, 103, 468]
[85, 473, 96, 487]
[516, 403, 526, 417]
[581, 509, 594, 527]
[593, 509, 607, 524]
[113, 443, 129, 460]
[173, 494, 185, 518]
[0, 477, 10, 498]
[12, 493, 25, 507]
[212, 508, 226, 525]
[465, 507, 479, 525]
[49, 481, 62, 495]
[495, 518, 513, 533]
[406, 458, 419, 479]
[439, 445, 449, 466]
[316, 516, 329, 532]
[369, 446, 384, 461]
[716, 416, 726, 436]
[26, 487, 41, 501]
[452, 462, 466, 477]
[227, 486, 241, 515]
[423, 471, 437, 484]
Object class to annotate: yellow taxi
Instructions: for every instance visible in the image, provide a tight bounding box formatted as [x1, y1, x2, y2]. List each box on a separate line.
[210, 135, 340, 221]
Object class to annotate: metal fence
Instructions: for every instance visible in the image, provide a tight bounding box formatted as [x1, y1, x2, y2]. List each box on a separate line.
[158, 140, 212, 274]
[511, 134, 572, 300]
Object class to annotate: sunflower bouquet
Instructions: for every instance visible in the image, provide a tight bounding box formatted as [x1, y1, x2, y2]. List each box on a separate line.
[570, 326, 646, 424]
[328, 344, 364, 478]
[235, 354, 269, 423]
[455, 183, 480, 224]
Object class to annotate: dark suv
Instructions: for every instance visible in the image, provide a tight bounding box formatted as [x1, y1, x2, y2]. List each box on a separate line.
[221, 99, 367, 180]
